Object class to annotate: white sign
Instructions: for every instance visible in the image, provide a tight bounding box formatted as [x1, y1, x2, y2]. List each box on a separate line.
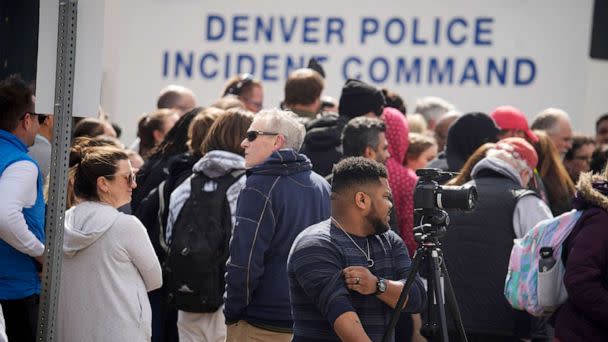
[101, 0, 595, 142]
[36, 0, 105, 117]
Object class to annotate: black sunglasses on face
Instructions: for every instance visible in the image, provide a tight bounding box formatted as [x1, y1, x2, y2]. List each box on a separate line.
[246, 130, 278, 142]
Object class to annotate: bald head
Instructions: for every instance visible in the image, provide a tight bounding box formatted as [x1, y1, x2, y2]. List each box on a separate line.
[157, 85, 197, 115]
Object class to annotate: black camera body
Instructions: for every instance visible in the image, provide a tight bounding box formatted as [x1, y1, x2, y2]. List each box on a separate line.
[413, 169, 477, 238]
[414, 169, 477, 211]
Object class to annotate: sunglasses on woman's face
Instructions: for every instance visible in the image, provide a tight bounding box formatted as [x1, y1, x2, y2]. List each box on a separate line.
[246, 130, 278, 142]
[104, 171, 136, 185]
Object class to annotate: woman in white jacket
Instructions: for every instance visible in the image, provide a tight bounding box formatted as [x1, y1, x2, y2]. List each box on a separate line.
[58, 145, 162, 342]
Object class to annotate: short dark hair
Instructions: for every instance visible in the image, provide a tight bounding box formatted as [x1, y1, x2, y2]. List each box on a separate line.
[332, 157, 387, 194]
[0, 75, 34, 132]
[381, 88, 407, 115]
[341, 117, 386, 157]
[284, 68, 324, 106]
[596, 113, 608, 133]
[564, 134, 596, 160]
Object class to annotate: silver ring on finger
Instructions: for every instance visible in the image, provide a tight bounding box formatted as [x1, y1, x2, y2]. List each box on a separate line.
[355, 277, 361, 285]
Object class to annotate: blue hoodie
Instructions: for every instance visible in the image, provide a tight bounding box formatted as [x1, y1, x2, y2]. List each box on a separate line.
[224, 149, 331, 331]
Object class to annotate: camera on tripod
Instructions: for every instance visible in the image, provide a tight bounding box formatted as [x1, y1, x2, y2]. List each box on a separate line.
[414, 169, 477, 211]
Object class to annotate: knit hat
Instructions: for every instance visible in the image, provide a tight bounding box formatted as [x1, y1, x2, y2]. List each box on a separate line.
[491, 106, 538, 143]
[446, 112, 500, 172]
[338, 79, 385, 119]
[494, 137, 538, 170]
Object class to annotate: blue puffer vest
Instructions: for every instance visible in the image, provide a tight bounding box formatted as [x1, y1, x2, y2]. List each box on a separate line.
[0, 129, 45, 300]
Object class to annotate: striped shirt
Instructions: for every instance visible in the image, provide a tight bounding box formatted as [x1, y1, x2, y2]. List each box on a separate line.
[287, 219, 425, 341]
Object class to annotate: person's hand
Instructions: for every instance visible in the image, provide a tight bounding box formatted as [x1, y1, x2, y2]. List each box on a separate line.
[343, 266, 378, 295]
[35, 254, 45, 265]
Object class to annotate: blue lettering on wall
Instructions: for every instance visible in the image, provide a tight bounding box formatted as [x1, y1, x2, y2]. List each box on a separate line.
[326, 17, 345, 44]
[385, 17, 406, 45]
[369, 57, 389, 83]
[162, 51, 169, 77]
[262, 54, 279, 80]
[280, 16, 298, 43]
[255, 16, 273, 42]
[475, 17, 493, 45]
[343, 56, 362, 79]
[206, 14, 225, 41]
[236, 54, 256, 74]
[396, 57, 421, 84]
[360, 17, 379, 44]
[447, 18, 467, 46]
[174, 51, 193, 78]
[428, 57, 454, 84]
[224, 53, 231, 78]
[515, 58, 536, 85]
[303, 17, 320, 43]
[232, 15, 248, 42]
[412, 17, 428, 45]
[459, 58, 480, 85]
[487, 58, 507, 85]
[199, 53, 218, 78]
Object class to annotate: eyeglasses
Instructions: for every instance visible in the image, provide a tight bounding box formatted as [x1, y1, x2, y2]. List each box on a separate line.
[105, 171, 136, 185]
[246, 130, 279, 142]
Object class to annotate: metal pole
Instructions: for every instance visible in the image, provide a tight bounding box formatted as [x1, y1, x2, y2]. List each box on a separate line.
[36, 1, 77, 341]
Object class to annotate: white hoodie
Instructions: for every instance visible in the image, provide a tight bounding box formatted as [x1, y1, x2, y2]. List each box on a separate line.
[57, 201, 162, 342]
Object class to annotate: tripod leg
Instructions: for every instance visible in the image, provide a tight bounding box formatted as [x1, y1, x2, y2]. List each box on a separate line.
[439, 253, 468, 342]
[381, 247, 425, 342]
[430, 249, 449, 342]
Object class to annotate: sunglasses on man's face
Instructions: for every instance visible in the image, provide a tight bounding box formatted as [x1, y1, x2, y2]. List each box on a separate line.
[246, 130, 278, 142]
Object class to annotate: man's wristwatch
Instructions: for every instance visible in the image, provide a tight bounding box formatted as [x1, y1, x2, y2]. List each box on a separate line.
[375, 278, 387, 295]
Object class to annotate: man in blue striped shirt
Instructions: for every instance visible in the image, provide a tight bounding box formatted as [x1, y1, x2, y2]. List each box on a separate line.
[288, 157, 426, 341]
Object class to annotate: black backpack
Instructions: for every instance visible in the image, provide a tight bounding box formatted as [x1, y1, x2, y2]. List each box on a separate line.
[165, 169, 244, 313]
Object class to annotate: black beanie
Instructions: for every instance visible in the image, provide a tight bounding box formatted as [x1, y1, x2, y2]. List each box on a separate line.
[338, 79, 385, 119]
[446, 112, 500, 172]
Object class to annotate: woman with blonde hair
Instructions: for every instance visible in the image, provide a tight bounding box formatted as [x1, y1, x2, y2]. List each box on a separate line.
[58, 145, 162, 341]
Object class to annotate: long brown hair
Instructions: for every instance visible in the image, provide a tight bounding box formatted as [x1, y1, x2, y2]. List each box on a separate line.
[188, 108, 223, 157]
[446, 143, 495, 186]
[533, 130, 575, 214]
[200, 108, 254, 156]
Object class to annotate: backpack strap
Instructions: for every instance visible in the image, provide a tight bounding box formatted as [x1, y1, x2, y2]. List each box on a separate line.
[514, 189, 539, 200]
[157, 180, 169, 253]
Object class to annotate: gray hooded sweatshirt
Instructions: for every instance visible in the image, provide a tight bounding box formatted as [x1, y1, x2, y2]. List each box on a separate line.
[57, 201, 162, 342]
[472, 157, 553, 238]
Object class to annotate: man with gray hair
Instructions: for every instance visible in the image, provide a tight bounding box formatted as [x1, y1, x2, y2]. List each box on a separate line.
[414, 96, 455, 131]
[224, 109, 331, 342]
[531, 107, 573, 157]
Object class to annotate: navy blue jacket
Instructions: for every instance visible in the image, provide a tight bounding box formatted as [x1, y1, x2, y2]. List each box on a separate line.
[224, 149, 331, 331]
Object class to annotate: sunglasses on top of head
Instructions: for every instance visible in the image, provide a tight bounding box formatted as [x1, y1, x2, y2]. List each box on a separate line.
[246, 130, 278, 142]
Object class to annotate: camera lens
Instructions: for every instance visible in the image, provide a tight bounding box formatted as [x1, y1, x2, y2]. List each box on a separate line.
[438, 184, 477, 210]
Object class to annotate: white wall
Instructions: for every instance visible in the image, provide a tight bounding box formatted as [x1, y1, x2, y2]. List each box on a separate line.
[99, 0, 607, 144]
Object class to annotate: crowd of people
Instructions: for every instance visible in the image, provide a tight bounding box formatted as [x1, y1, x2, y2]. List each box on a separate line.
[0, 62, 607, 342]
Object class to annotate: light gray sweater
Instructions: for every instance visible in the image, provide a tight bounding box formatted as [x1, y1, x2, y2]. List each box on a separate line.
[57, 201, 162, 342]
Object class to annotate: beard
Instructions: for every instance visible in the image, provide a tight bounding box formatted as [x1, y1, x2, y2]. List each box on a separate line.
[368, 201, 391, 235]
